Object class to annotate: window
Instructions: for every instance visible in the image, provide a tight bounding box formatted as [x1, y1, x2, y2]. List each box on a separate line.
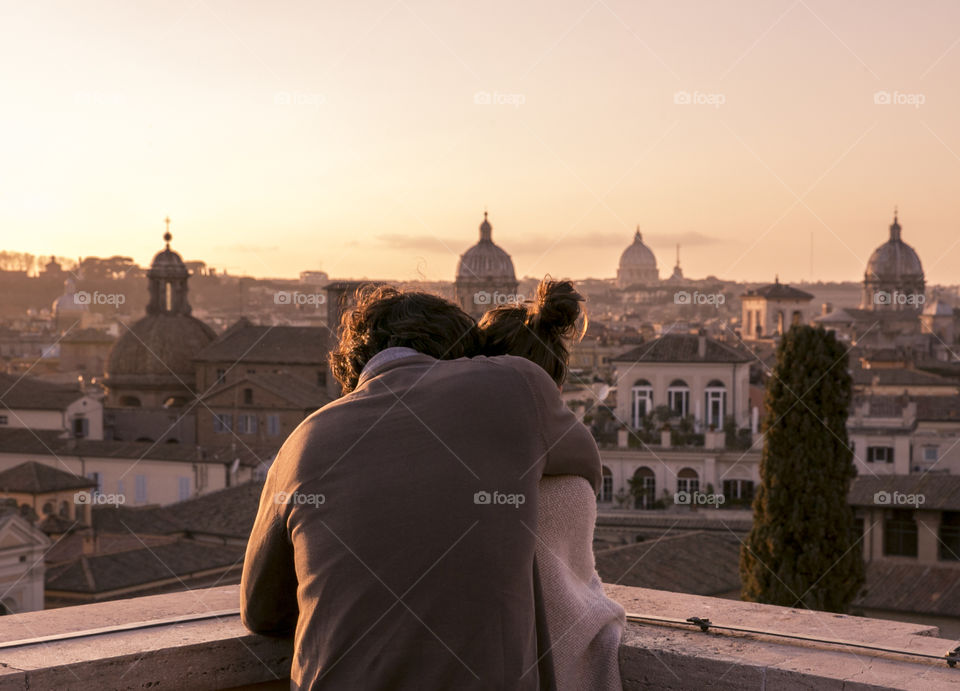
[0, 415, 7, 425]
[632, 467, 656, 510]
[867, 446, 894, 464]
[72, 417, 89, 438]
[677, 468, 699, 494]
[246, 369, 256, 375]
[213, 413, 233, 433]
[237, 414, 258, 435]
[722, 479, 754, 504]
[631, 380, 653, 428]
[87, 472, 102, 495]
[940, 512, 960, 561]
[117, 480, 124, 500]
[884, 510, 917, 557]
[599, 466, 613, 503]
[666, 379, 689, 418]
[267, 414, 281, 436]
[216, 369, 226, 384]
[178, 477, 191, 502]
[705, 381, 726, 429]
[923, 446, 938, 463]
[135, 475, 147, 504]
[243, 388, 254, 405]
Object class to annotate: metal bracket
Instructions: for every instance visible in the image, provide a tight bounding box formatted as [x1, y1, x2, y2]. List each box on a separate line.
[686, 616, 712, 632]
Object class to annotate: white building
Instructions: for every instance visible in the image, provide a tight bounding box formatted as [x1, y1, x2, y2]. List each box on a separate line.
[740, 278, 814, 340]
[0, 373, 102, 440]
[0, 510, 51, 614]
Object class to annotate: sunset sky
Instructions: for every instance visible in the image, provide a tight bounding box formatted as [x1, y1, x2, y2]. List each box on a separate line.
[2, 0, 959, 284]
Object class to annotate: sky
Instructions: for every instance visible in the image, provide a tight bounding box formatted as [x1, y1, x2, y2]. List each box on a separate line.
[2, 0, 959, 284]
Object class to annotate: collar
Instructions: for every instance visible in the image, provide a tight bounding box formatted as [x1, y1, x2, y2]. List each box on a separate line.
[356, 347, 424, 388]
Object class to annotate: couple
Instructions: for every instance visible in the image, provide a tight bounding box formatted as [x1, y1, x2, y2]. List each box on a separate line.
[241, 279, 625, 690]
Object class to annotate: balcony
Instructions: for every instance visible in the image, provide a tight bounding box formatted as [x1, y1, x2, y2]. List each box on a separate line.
[2, 584, 958, 689]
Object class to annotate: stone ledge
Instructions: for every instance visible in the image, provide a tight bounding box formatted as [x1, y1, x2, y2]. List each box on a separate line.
[1, 584, 959, 690]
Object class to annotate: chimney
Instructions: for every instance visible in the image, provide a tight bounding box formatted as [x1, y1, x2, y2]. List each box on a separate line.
[822, 302, 832, 316]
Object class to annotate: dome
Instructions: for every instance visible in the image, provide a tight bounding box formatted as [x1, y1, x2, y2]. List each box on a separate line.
[455, 212, 516, 280]
[865, 215, 923, 282]
[619, 229, 657, 271]
[106, 313, 216, 384]
[52, 278, 87, 316]
[616, 227, 659, 288]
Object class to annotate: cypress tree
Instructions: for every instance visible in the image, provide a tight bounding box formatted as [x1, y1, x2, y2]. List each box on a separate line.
[740, 325, 864, 612]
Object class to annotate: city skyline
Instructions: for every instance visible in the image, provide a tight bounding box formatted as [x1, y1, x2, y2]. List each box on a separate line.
[4, 1, 960, 283]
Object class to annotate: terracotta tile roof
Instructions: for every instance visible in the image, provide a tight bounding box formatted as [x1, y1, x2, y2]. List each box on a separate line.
[856, 562, 960, 617]
[194, 317, 329, 364]
[0, 428, 276, 469]
[163, 481, 263, 540]
[612, 334, 751, 364]
[852, 368, 957, 389]
[0, 373, 87, 410]
[0, 461, 95, 494]
[594, 531, 742, 596]
[45, 540, 245, 594]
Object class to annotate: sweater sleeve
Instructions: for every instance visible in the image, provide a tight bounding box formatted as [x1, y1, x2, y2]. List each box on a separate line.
[240, 467, 299, 636]
[535, 475, 624, 691]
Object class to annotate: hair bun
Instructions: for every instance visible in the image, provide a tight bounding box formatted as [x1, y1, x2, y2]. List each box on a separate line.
[531, 279, 582, 337]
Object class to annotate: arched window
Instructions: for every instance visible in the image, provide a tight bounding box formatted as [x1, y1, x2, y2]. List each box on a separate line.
[58, 501, 70, 518]
[41, 501, 54, 516]
[119, 395, 141, 407]
[677, 467, 699, 494]
[630, 379, 653, 428]
[599, 466, 614, 503]
[791, 310, 803, 326]
[705, 380, 726, 429]
[667, 379, 689, 418]
[776, 311, 785, 335]
[632, 467, 656, 510]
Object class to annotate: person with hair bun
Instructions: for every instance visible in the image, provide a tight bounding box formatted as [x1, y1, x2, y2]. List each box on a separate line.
[478, 279, 625, 691]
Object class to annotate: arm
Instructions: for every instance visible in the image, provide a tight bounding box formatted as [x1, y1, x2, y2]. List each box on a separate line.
[513, 358, 602, 491]
[240, 468, 299, 636]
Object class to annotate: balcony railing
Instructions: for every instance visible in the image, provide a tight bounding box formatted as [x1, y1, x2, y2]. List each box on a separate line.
[1, 584, 959, 689]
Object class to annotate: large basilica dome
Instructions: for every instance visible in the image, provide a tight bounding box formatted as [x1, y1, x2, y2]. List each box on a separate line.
[454, 212, 518, 319]
[616, 227, 659, 288]
[105, 225, 216, 407]
[861, 212, 925, 311]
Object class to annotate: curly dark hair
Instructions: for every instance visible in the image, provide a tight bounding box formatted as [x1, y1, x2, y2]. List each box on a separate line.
[329, 285, 481, 393]
[476, 279, 585, 386]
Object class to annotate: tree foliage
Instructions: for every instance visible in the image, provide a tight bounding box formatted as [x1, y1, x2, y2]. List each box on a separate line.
[740, 326, 864, 612]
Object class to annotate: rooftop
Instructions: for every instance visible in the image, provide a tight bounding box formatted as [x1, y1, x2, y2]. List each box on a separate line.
[613, 333, 751, 364]
[194, 317, 329, 364]
[848, 474, 960, 511]
[0, 461, 95, 494]
[0, 373, 87, 410]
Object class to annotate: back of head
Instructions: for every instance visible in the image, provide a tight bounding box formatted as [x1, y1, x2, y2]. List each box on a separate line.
[477, 279, 584, 386]
[330, 285, 481, 393]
